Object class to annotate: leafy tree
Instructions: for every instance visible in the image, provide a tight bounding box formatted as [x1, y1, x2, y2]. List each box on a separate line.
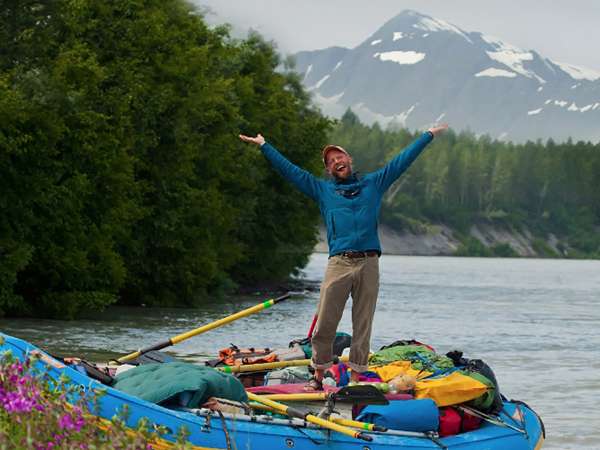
[0, 0, 329, 317]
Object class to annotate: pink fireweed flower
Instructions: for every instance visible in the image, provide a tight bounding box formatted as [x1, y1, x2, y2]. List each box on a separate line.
[1, 390, 40, 413]
[58, 412, 85, 432]
[58, 413, 75, 430]
[0, 369, 45, 414]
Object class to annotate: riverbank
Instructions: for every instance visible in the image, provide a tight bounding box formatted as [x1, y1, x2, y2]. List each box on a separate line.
[314, 223, 577, 258]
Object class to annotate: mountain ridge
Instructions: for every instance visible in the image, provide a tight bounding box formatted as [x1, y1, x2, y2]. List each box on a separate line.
[293, 10, 600, 143]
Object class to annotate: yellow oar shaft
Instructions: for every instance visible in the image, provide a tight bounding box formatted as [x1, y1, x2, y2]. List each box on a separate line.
[330, 416, 386, 432]
[171, 300, 274, 344]
[246, 392, 371, 442]
[248, 402, 278, 413]
[260, 393, 328, 402]
[117, 294, 290, 363]
[218, 355, 350, 374]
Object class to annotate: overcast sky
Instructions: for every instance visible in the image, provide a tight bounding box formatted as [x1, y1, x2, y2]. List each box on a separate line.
[193, 0, 600, 71]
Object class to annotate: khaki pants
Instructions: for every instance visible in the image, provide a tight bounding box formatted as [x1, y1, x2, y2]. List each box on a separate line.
[311, 254, 379, 373]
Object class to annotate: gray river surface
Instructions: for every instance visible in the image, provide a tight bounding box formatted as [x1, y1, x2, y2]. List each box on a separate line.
[2, 254, 599, 449]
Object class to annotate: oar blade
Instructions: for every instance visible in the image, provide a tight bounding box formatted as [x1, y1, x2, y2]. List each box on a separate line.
[333, 384, 389, 405]
[128, 350, 178, 365]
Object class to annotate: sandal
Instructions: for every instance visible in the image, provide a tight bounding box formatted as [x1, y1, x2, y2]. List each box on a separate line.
[303, 377, 324, 391]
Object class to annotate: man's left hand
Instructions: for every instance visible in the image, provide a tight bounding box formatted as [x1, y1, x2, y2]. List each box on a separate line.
[428, 124, 448, 137]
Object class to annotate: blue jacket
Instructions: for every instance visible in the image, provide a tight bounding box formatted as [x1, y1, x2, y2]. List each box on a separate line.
[260, 132, 434, 256]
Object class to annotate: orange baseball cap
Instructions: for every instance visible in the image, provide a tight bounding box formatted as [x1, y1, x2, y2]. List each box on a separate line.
[322, 144, 349, 166]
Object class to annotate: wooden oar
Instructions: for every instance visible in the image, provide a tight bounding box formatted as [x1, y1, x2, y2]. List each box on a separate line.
[117, 293, 291, 363]
[218, 355, 350, 374]
[246, 392, 372, 442]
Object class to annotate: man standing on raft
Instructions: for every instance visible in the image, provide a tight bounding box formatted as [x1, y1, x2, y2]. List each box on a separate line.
[239, 124, 448, 389]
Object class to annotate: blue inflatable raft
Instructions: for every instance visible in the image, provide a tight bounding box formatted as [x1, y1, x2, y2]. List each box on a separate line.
[0, 333, 545, 449]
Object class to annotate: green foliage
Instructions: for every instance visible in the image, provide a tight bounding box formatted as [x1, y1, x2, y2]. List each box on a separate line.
[490, 243, 518, 258]
[0, 0, 328, 317]
[455, 237, 491, 257]
[531, 238, 559, 258]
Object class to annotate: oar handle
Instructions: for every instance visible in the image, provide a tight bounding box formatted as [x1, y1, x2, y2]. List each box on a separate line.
[272, 293, 291, 304]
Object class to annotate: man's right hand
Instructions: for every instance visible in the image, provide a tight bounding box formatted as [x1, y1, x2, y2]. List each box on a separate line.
[239, 133, 265, 146]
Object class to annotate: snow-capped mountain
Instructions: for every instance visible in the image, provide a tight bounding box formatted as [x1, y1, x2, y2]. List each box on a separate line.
[293, 10, 600, 142]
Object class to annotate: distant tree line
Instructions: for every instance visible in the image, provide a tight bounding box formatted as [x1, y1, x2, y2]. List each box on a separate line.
[0, 0, 328, 318]
[330, 110, 600, 258]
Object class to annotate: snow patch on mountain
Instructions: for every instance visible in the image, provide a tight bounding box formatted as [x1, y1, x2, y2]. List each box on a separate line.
[565, 102, 596, 112]
[398, 104, 417, 124]
[486, 49, 545, 83]
[481, 35, 545, 83]
[528, 108, 542, 115]
[393, 32, 404, 41]
[412, 16, 473, 43]
[309, 74, 330, 90]
[303, 64, 312, 81]
[371, 39, 382, 46]
[333, 61, 343, 71]
[481, 34, 520, 51]
[554, 61, 600, 81]
[351, 102, 417, 127]
[312, 91, 347, 117]
[374, 51, 426, 65]
[475, 68, 517, 78]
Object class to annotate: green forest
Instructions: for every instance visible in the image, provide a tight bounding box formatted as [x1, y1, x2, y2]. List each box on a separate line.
[1, 1, 598, 318]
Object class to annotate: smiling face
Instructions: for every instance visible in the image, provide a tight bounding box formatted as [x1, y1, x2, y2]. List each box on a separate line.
[325, 149, 353, 180]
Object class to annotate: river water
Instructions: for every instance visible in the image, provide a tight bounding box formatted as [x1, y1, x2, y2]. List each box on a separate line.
[1, 254, 599, 449]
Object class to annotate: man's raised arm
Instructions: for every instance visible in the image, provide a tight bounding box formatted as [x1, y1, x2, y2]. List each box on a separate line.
[239, 134, 322, 201]
[372, 124, 448, 192]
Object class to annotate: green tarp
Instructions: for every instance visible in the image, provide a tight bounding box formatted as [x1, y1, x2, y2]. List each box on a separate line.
[113, 362, 247, 408]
